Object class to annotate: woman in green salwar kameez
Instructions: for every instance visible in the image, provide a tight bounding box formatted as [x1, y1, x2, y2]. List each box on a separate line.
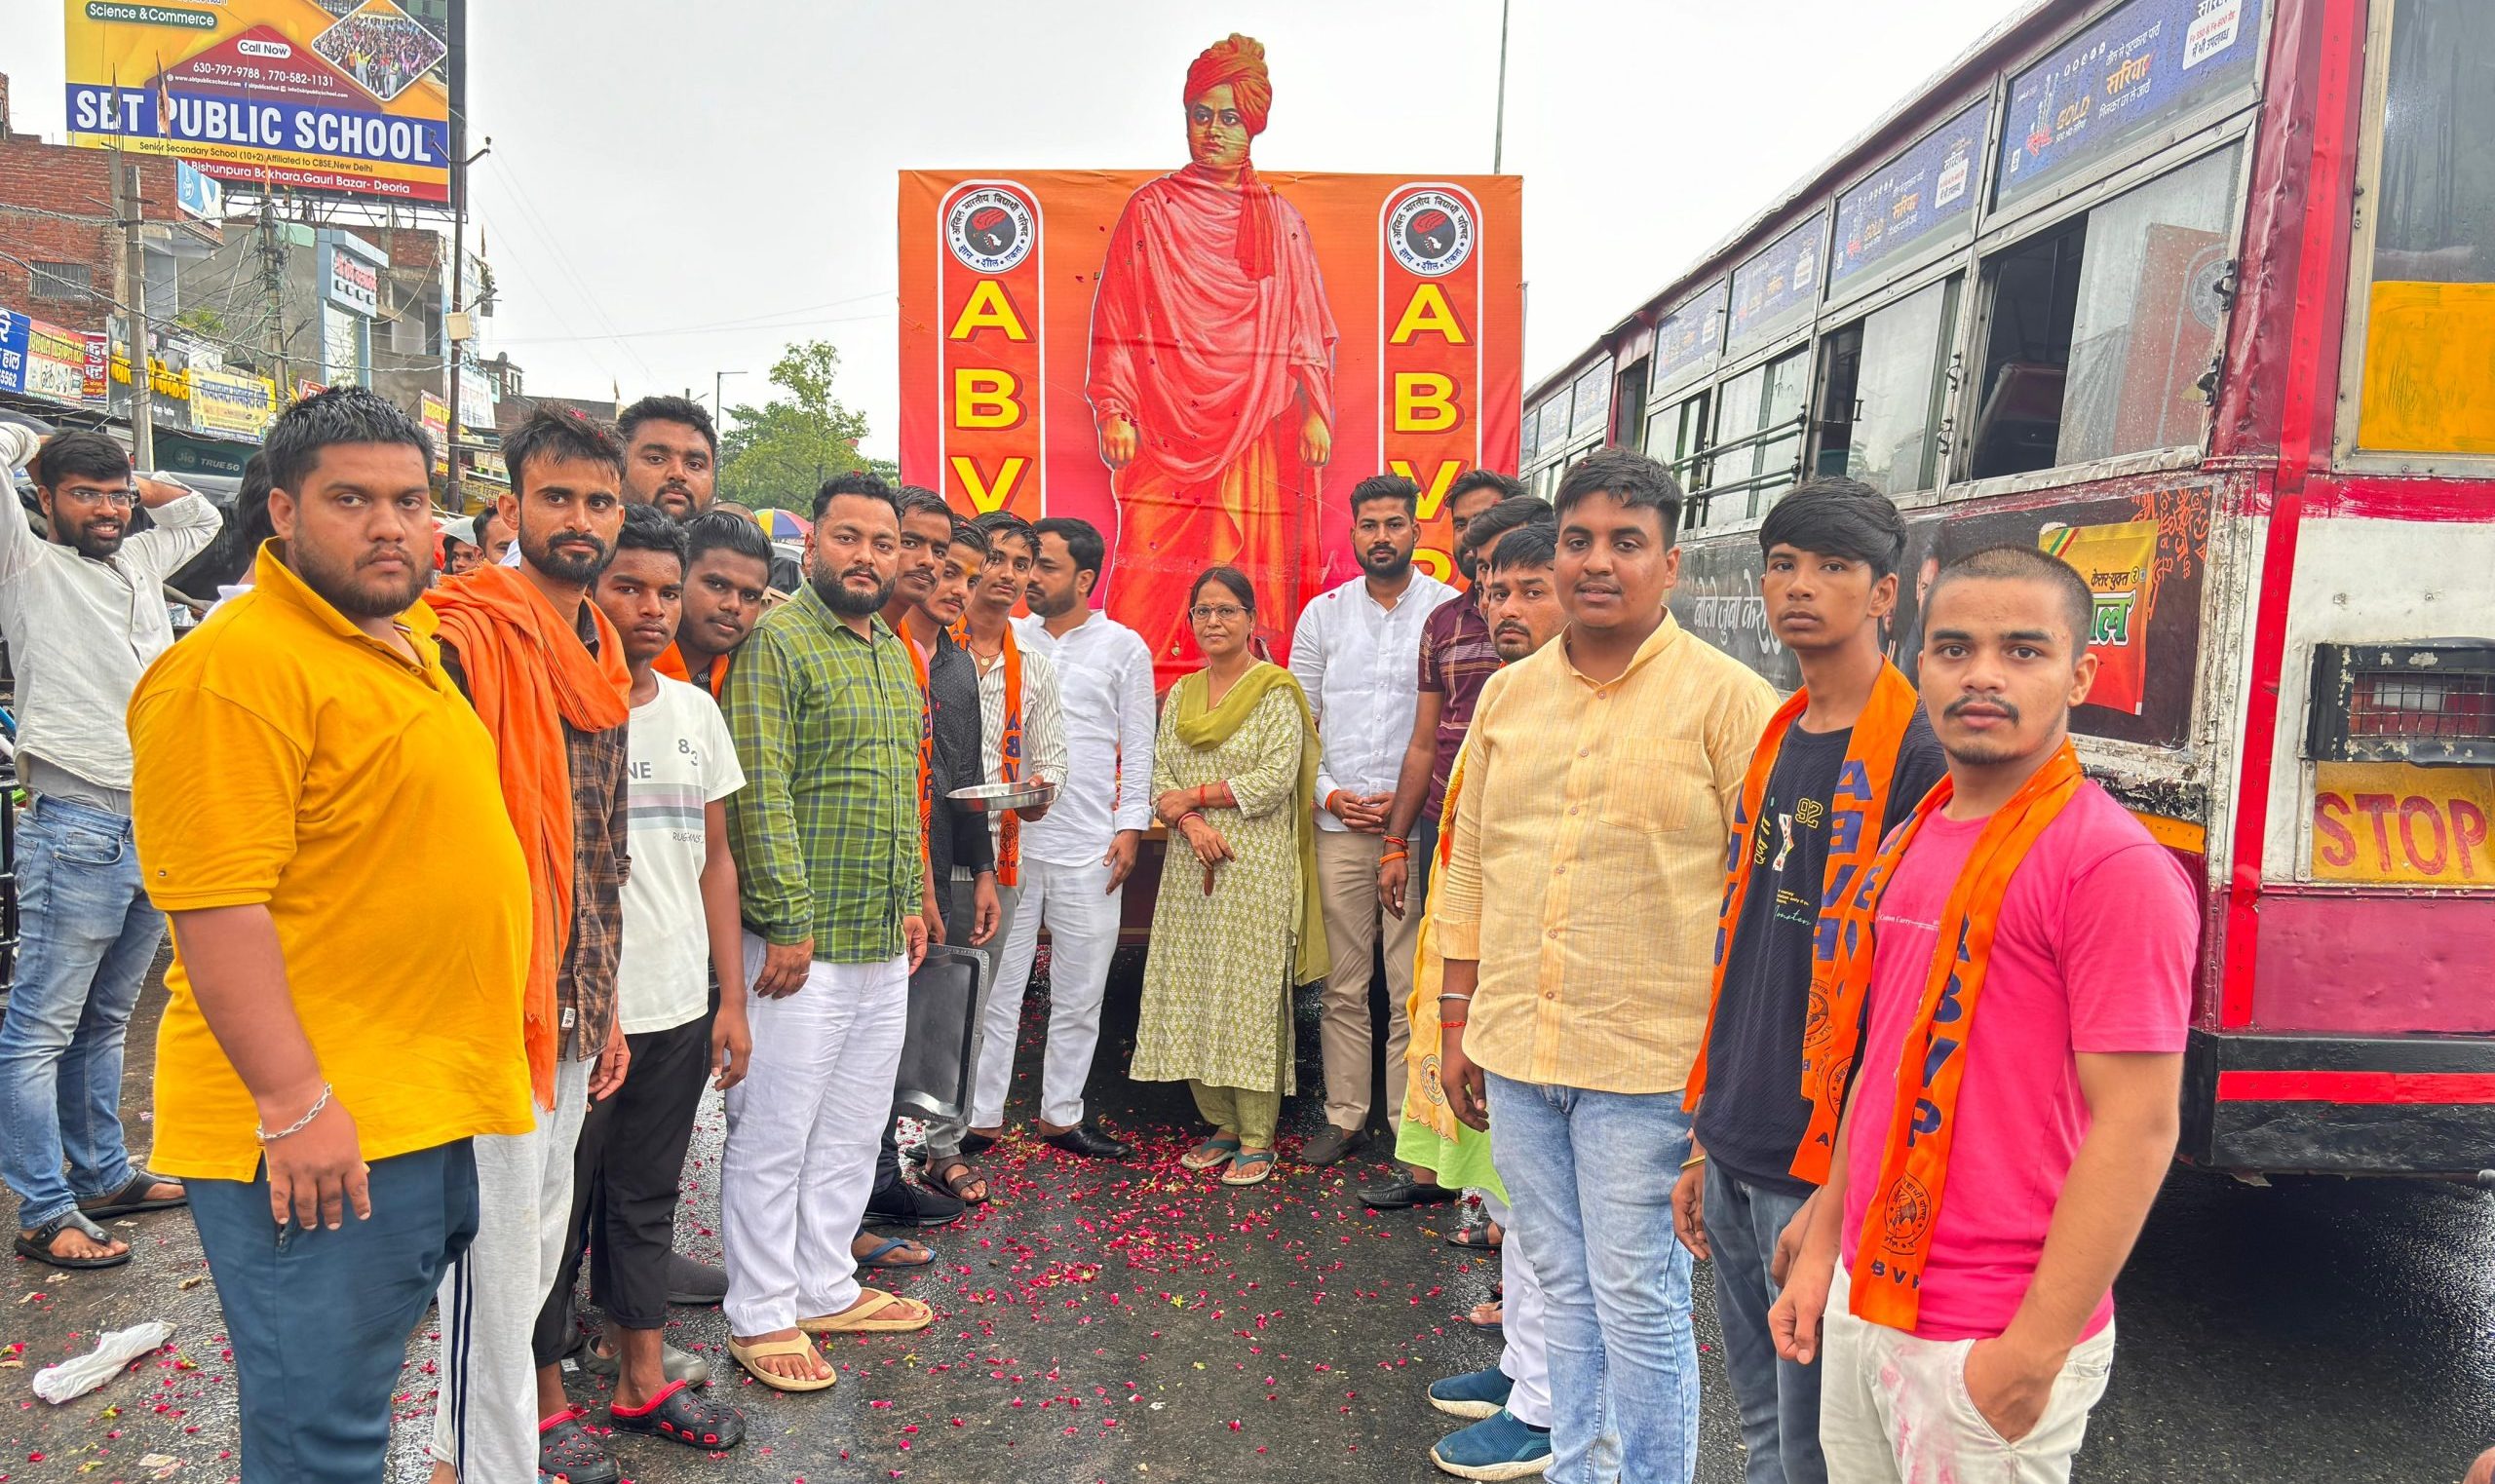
[1132, 567, 1327, 1187]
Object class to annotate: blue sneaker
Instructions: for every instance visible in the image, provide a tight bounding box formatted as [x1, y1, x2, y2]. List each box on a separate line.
[1426, 1364, 1514, 1420]
[1430, 1408, 1554, 1480]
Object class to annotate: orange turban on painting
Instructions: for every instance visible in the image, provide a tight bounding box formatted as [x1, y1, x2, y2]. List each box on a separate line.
[1185, 33, 1273, 135]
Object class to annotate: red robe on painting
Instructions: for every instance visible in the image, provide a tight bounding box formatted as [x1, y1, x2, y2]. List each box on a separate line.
[1086, 162, 1337, 682]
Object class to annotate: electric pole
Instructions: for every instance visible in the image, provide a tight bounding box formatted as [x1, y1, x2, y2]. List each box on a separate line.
[258, 196, 289, 397]
[1493, 0, 1511, 173]
[115, 158, 154, 469]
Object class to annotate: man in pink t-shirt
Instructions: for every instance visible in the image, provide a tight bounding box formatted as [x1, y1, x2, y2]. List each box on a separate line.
[1770, 545, 2195, 1484]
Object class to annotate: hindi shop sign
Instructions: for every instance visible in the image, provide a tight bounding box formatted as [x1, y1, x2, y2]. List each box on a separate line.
[324, 231, 386, 317]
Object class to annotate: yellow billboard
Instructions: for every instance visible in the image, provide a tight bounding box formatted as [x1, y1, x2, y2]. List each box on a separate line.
[63, 0, 452, 205]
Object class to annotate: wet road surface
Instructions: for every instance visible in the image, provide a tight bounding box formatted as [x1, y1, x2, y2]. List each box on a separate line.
[4, 952, 2489, 1483]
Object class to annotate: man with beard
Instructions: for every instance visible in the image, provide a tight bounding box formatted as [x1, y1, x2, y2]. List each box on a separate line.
[424, 407, 634, 1484]
[973, 517, 1152, 1161]
[719, 471, 937, 1393]
[128, 389, 531, 1483]
[1286, 472, 1456, 1198]
[864, 489, 998, 1234]
[0, 425, 212, 1269]
[618, 396, 718, 520]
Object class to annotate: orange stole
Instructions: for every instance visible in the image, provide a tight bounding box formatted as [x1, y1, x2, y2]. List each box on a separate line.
[1823, 742, 2087, 1330]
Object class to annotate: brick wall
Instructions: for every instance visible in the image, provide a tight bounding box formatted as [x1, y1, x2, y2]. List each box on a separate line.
[0, 135, 186, 336]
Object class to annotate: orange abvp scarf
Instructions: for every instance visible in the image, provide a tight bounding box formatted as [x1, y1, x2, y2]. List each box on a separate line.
[1686, 662, 1924, 1118]
[902, 627, 936, 866]
[952, 620, 1027, 887]
[655, 641, 731, 699]
[426, 567, 632, 1110]
[1819, 742, 2087, 1330]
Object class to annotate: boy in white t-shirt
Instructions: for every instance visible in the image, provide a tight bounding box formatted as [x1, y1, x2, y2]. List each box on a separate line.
[533, 505, 751, 1476]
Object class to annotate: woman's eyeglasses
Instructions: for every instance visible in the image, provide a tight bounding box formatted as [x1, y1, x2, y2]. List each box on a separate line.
[1190, 604, 1248, 624]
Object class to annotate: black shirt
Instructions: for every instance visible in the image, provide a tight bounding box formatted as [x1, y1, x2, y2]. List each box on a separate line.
[926, 626, 994, 887]
[1693, 708, 1947, 1196]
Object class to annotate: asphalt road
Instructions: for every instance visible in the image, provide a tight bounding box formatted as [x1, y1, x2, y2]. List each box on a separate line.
[4, 952, 2489, 1484]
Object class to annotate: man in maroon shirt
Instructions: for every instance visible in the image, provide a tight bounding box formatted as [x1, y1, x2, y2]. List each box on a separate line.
[1379, 482, 1547, 921]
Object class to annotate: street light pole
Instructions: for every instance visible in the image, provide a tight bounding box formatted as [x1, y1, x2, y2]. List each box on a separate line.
[714, 369, 747, 432]
[1492, 0, 1512, 173]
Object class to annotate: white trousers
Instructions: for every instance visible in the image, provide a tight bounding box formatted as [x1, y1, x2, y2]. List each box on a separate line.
[1820, 1269, 2116, 1484]
[720, 937, 908, 1336]
[1487, 1191, 1554, 1429]
[430, 1056, 593, 1479]
[972, 855, 1123, 1128]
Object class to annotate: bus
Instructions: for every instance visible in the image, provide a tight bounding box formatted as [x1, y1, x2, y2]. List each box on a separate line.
[1519, 0, 2493, 1178]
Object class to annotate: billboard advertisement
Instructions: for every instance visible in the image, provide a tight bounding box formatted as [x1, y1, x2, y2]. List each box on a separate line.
[62, 0, 454, 205]
[899, 44, 1519, 678]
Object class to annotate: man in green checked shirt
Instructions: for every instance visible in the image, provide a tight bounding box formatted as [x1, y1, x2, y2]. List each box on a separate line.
[717, 472, 938, 1392]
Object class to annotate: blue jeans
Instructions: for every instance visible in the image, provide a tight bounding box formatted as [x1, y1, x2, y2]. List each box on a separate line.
[1487, 1071, 1701, 1484]
[1704, 1162, 1826, 1484]
[0, 795, 166, 1228]
[190, 1141, 480, 1484]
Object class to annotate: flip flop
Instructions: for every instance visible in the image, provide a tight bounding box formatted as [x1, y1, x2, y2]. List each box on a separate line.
[1464, 1302, 1504, 1332]
[14, 1209, 131, 1270]
[855, 1237, 935, 1271]
[1180, 1136, 1242, 1171]
[608, 1379, 746, 1450]
[77, 1169, 186, 1219]
[1446, 1221, 1504, 1250]
[726, 1335, 836, 1392]
[799, 1287, 935, 1335]
[1220, 1149, 1278, 1187]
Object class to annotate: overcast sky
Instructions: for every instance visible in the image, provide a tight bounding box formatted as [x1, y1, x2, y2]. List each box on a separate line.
[2, 0, 2022, 457]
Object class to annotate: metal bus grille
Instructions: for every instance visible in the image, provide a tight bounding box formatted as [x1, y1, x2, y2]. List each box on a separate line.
[2348, 671, 2495, 743]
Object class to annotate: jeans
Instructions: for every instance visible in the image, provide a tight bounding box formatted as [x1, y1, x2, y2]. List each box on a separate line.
[190, 1141, 480, 1484]
[1704, 1162, 1825, 1484]
[1487, 1071, 1700, 1484]
[0, 796, 166, 1227]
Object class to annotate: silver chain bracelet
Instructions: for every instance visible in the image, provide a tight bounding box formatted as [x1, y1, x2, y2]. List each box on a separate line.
[254, 1084, 333, 1147]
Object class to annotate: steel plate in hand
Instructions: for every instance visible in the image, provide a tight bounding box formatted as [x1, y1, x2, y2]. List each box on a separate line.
[947, 780, 1058, 814]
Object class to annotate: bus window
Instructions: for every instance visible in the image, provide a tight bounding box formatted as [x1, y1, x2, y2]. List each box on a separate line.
[1650, 390, 1713, 517]
[2357, 0, 2495, 455]
[1614, 361, 1651, 457]
[1708, 347, 1810, 523]
[1816, 278, 1958, 495]
[1969, 147, 2240, 477]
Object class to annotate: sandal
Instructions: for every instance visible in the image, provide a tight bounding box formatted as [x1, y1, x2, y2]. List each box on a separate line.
[608, 1379, 746, 1451]
[536, 1406, 621, 1484]
[77, 1169, 186, 1220]
[923, 1156, 988, 1205]
[1180, 1135, 1242, 1171]
[1220, 1149, 1278, 1187]
[1464, 1301, 1504, 1331]
[1447, 1221, 1504, 1250]
[855, 1237, 935, 1271]
[15, 1209, 131, 1270]
[726, 1335, 836, 1392]
[799, 1287, 935, 1335]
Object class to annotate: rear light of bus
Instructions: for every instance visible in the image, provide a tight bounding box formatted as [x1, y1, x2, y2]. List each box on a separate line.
[2307, 641, 2495, 768]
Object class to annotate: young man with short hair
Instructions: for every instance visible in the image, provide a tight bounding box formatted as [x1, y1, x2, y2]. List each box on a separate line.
[1380, 484, 1545, 926]
[530, 505, 750, 1480]
[1417, 521, 1571, 1483]
[474, 502, 515, 565]
[934, 512, 1066, 1204]
[1671, 477, 1946, 1484]
[130, 388, 531, 1483]
[659, 509, 774, 700]
[0, 425, 214, 1268]
[1287, 473, 1457, 1190]
[425, 407, 635, 1484]
[719, 472, 938, 1392]
[864, 489, 999, 1232]
[1437, 448, 1777, 1484]
[973, 516, 1154, 1160]
[618, 395, 718, 520]
[1771, 545, 2194, 1484]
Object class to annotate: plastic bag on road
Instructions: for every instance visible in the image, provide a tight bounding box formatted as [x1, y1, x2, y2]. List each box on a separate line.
[33, 1321, 173, 1404]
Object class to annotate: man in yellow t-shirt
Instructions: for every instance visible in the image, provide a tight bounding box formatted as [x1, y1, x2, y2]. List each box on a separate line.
[128, 388, 532, 1484]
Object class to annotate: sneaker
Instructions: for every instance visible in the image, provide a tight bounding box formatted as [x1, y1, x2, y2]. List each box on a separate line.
[1430, 1409, 1553, 1480]
[1300, 1124, 1367, 1166]
[863, 1177, 965, 1229]
[1426, 1364, 1513, 1420]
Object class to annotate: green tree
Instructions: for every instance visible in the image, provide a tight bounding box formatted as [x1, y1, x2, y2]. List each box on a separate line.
[717, 339, 873, 509]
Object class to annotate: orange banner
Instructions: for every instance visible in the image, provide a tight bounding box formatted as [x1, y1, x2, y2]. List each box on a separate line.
[901, 167, 1521, 684]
